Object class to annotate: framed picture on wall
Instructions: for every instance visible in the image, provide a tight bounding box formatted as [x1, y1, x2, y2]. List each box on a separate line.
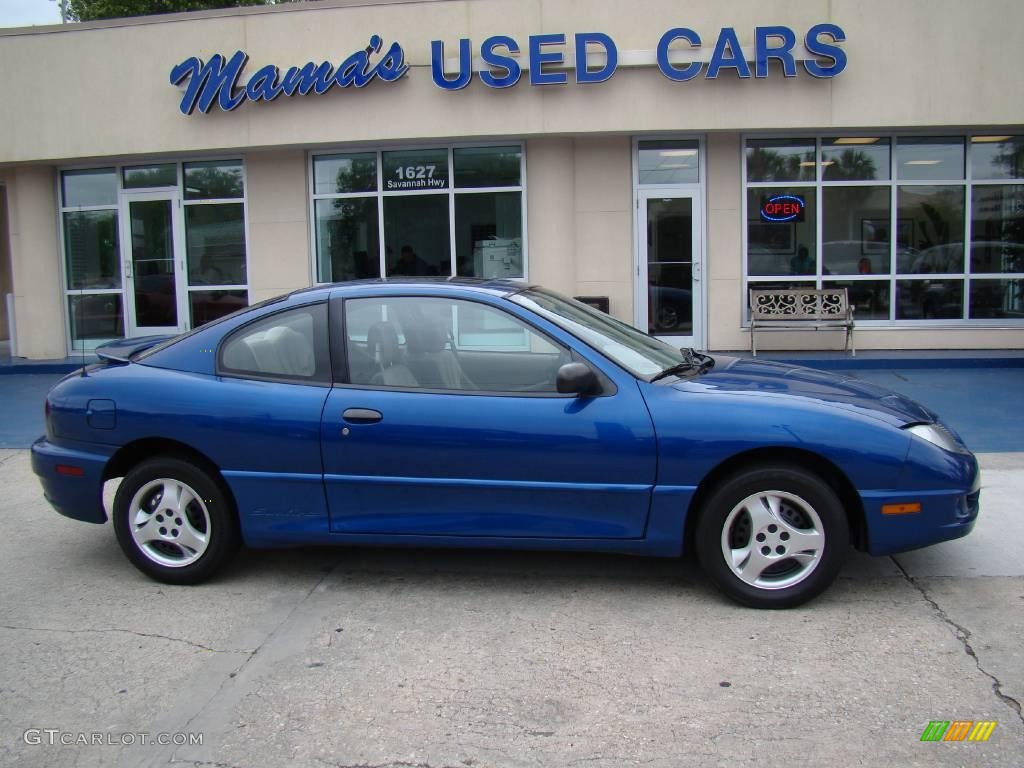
[748, 222, 796, 255]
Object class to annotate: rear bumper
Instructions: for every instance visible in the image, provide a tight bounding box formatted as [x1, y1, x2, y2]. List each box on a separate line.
[30, 437, 112, 524]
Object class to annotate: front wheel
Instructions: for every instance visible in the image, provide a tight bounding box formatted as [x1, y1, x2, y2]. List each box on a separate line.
[695, 465, 849, 609]
[113, 457, 239, 585]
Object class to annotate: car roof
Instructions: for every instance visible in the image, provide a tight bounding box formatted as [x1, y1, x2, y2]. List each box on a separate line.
[288, 277, 528, 302]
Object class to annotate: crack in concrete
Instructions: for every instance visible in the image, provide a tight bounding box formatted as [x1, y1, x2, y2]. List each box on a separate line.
[891, 556, 1024, 729]
[167, 562, 344, 764]
[0, 623, 250, 654]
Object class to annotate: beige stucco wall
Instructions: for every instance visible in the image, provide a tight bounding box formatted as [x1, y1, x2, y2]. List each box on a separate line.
[0, 186, 11, 340]
[244, 149, 311, 303]
[2, 0, 1022, 163]
[1, 0, 1022, 356]
[6, 167, 65, 359]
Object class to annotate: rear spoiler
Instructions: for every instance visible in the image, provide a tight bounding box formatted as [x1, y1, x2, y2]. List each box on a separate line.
[95, 335, 177, 363]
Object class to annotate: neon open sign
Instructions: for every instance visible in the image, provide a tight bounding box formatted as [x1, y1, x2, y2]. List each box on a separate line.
[760, 194, 805, 222]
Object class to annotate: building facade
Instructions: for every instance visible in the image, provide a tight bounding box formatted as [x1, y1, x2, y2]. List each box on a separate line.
[0, 0, 1022, 359]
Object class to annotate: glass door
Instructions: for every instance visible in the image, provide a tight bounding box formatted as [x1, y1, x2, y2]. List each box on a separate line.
[638, 190, 702, 348]
[120, 191, 186, 336]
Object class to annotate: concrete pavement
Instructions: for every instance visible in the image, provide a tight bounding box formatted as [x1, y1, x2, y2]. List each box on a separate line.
[0, 449, 1021, 768]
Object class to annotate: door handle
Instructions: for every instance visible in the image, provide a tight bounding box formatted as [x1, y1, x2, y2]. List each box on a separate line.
[693, 261, 701, 282]
[342, 408, 383, 424]
[124, 259, 133, 279]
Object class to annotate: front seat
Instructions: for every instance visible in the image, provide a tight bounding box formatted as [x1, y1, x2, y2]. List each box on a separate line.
[366, 321, 418, 387]
[403, 319, 476, 390]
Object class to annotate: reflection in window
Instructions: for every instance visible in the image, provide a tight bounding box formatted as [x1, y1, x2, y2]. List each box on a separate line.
[896, 137, 964, 181]
[453, 146, 522, 188]
[822, 186, 891, 275]
[638, 141, 699, 185]
[185, 203, 247, 285]
[313, 153, 377, 194]
[189, 290, 248, 328]
[970, 185, 1024, 273]
[896, 279, 963, 319]
[123, 164, 177, 189]
[315, 198, 379, 282]
[896, 186, 965, 272]
[822, 138, 890, 181]
[746, 139, 815, 182]
[454, 192, 523, 278]
[970, 136, 1024, 180]
[746, 188, 816, 276]
[824, 280, 891, 320]
[184, 160, 244, 200]
[62, 168, 117, 208]
[970, 278, 1024, 319]
[384, 195, 450, 276]
[69, 294, 123, 345]
[63, 210, 120, 289]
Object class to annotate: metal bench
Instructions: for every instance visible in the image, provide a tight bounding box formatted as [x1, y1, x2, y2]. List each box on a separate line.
[749, 287, 855, 357]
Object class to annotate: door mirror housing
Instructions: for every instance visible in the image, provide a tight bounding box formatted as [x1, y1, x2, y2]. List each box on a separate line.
[556, 362, 600, 397]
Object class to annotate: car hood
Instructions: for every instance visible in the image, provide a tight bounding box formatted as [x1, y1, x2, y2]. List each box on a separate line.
[671, 355, 936, 426]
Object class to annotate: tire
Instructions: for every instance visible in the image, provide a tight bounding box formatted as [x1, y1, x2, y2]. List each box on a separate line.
[695, 464, 849, 609]
[112, 456, 240, 585]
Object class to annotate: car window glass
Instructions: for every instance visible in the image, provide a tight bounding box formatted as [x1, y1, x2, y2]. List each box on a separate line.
[220, 304, 328, 382]
[345, 296, 568, 393]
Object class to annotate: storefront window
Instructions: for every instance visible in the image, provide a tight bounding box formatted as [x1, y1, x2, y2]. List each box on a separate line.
[454, 192, 522, 278]
[745, 188, 816, 276]
[185, 203, 247, 286]
[384, 195, 450, 276]
[184, 160, 244, 200]
[123, 164, 177, 189]
[315, 197, 379, 282]
[822, 138, 890, 181]
[454, 146, 522, 188]
[971, 136, 1024, 180]
[60, 161, 249, 350]
[745, 134, 1024, 324]
[638, 141, 699, 185]
[746, 139, 815, 182]
[312, 144, 526, 282]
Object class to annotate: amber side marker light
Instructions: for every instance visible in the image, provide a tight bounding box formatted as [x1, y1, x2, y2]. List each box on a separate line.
[55, 465, 84, 477]
[882, 502, 921, 515]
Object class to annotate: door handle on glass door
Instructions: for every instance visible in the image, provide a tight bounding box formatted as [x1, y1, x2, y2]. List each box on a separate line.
[342, 408, 383, 424]
[124, 260, 133, 279]
[693, 261, 701, 282]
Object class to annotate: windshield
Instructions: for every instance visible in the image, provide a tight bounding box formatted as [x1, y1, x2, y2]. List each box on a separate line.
[510, 287, 687, 379]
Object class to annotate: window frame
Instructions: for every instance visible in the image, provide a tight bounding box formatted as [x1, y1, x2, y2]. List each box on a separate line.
[216, 301, 332, 386]
[308, 141, 528, 284]
[56, 157, 252, 352]
[333, 294, 587, 398]
[741, 130, 1024, 327]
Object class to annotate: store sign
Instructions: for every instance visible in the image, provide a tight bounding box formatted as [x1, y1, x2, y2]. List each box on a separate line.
[760, 194, 806, 222]
[170, 24, 846, 115]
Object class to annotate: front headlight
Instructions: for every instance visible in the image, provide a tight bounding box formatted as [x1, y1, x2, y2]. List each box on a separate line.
[904, 423, 965, 453]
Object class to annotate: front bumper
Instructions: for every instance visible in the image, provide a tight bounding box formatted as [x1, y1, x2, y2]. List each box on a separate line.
[30, 437, 113, 524]
[861, 447, 981, 556]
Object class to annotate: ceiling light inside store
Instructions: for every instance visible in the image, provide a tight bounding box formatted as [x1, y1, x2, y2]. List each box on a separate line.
[971, 135, 1012, 143]
[904, 159, 941, 165]
[660, 163, 692, 168]
[659, 149, 698, 157]
[832, 137, 880, 145]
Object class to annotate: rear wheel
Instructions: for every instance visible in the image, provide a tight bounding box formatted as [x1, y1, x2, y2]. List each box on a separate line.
[695, 464, 849, 608]
[113, 457, 239, 584]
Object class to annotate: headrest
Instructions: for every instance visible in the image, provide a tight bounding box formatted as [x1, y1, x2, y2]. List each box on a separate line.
[366, 321, 402, 367]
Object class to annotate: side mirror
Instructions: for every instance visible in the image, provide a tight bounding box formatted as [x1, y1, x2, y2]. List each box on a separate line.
[556, 362, 600, 397]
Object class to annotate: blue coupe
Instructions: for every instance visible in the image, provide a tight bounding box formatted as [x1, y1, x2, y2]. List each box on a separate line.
[32, 280, 980, 608]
